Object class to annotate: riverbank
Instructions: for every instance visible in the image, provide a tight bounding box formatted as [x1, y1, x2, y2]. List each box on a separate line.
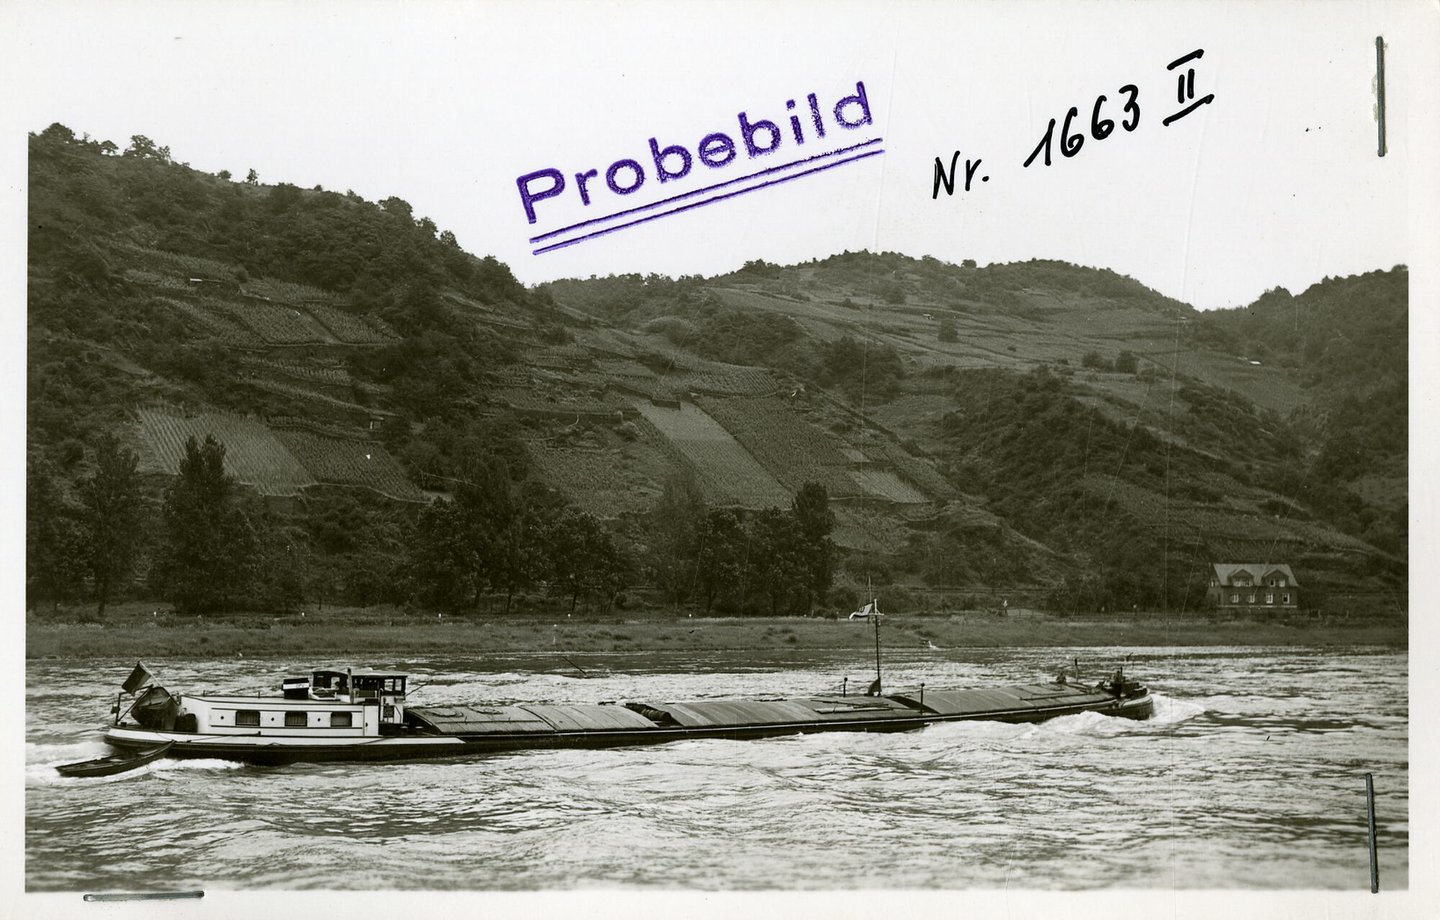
[25, 602, 1407, 659]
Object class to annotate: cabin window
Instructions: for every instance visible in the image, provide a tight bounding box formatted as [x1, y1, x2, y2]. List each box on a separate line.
[285, 711, 307, 727]
[236, 710, 260, 727]
[330, 712, 352, 728]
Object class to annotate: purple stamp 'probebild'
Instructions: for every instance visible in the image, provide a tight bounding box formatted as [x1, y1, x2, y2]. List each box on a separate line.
[518, 81, 882, 254]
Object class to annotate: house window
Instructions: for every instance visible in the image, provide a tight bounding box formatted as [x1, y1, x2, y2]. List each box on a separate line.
[1266, 594, 1274, 604]
[1282, 594, 1291, 604]
[330, 712, 353, 728]
[1248, 594, 1256, 603]
[236, 710, 260, 727]
[1230, 594, 1239, 604]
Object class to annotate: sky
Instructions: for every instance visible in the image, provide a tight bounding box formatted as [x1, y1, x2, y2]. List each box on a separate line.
[0, 1, 1427, 311]
[2, 2, 1438, 918]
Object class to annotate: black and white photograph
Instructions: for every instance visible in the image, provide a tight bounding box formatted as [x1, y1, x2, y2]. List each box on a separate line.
[5, 2, 1437, 917]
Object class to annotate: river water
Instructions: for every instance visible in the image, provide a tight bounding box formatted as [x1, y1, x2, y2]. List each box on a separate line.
[24, 646, 1407, 892]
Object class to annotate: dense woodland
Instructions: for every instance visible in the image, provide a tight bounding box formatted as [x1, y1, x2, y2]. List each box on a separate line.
[25, 124, 1408, 619]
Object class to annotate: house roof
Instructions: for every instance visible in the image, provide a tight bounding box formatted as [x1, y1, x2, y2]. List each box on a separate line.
[1211, 563, 1299, 586]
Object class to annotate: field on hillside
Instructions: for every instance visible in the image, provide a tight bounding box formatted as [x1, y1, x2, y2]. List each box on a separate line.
[695, 396, 860, 497]
[630, 399, 790, 508]
[241, 357, 352, 389]
[847, 469, 929, 504]
[1077, 474, 1378, 563]
[156, 296, 262, 346]
[1164, 350, 1308, 414]
[136, 408, 317, 495]
[304, 301, 398, 344]
[273, 429, 425, 501]
[527, 443, 669, 516]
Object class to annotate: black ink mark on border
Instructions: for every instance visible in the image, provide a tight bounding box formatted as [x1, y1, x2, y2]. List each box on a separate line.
[1375, 37, 1387, 157]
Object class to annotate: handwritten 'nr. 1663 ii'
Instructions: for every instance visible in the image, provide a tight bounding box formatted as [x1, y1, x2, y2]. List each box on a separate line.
[933, 49, 1215, 200]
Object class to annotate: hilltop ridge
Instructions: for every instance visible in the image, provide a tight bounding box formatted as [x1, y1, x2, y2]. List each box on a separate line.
[26, 124, 1407, 617]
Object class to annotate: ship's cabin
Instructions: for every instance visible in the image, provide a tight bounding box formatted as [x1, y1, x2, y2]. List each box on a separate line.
[302, 668, 409, 733]
[306, 668, 408, 703]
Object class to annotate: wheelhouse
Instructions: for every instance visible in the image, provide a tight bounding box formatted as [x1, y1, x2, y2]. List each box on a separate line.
[307, 669, 408, 702]
[306, 668, 409, 733]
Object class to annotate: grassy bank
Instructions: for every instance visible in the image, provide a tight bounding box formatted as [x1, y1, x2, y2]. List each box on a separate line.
[26, 602, 1407, 660]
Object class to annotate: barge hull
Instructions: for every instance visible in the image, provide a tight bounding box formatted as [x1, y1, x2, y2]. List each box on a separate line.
[104, 685, 1153, 765]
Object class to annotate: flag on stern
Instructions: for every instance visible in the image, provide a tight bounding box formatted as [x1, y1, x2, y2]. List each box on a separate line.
[121, 662, 155, 694]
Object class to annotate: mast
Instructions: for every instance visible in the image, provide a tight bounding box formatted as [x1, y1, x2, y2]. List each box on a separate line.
[872, 601, 883, 694]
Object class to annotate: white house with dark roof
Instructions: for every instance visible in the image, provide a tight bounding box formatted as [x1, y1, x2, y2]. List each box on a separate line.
[1207, 563, 1300, 609]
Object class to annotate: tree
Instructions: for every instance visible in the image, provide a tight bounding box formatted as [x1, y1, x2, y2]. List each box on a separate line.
[938, 316, 958, 343]
[40, 122, 76, 145]
[380, 196, 414, 221]
[26, 460, 85, 611]
[245, 168, 259, 185]
[791, 482, 836, 613]
[406, 452, 515, 610]
[650, 469, 706, 604]
[493, 483, 562, 614]
[253, 517, 310, 613]
[79, 435, 144, 615]
[407, 498, 475, 610]
[155, 435, 257, 613]
[1115, 350, 1138, 374]
[217, 169, 232, 181]
[695, 509, 746, 613]
[744, 508, 808, 616]
[124, 135, 156, 158]
[546, 508, 630, 614]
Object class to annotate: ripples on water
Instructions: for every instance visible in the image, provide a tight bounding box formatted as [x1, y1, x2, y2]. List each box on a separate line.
[25, 647, 1407, 891]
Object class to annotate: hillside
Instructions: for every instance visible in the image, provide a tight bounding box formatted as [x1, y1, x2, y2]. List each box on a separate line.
[25, 124, 1407, 617]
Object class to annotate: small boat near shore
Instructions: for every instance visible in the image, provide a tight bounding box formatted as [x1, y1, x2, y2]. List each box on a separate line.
[99, 658, 1153, 766]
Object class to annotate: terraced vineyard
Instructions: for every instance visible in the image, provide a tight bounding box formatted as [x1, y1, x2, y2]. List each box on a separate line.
[668, 367, 777, 396]
[273, 430, 426, 502]
[156, 296, 261, 346]
[241, 276, 343, 307]
[241, 358, 352, 388]
[117, 244, 243, 281]
[1078, 474, 1377, 560]
[221, 298, 333, 345]
[629, 398, 790, 508]
[305, 302, 398, 345]
[495, 388, 622, 419]
[862, 440, 957, 499]
[527, 445, 667, 516]
[846, 469, 930, 504]
[136, 262, 394, 346]
[245, 378, 380, 416]
[135, 409, 316, 496]
[695, 396, 859, 498]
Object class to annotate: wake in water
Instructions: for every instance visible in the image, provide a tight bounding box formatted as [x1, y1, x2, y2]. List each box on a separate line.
[26, 740, 246, 785]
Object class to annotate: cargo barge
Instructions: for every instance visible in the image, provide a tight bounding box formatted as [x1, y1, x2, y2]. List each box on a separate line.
[91, 660, 1154, 769]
